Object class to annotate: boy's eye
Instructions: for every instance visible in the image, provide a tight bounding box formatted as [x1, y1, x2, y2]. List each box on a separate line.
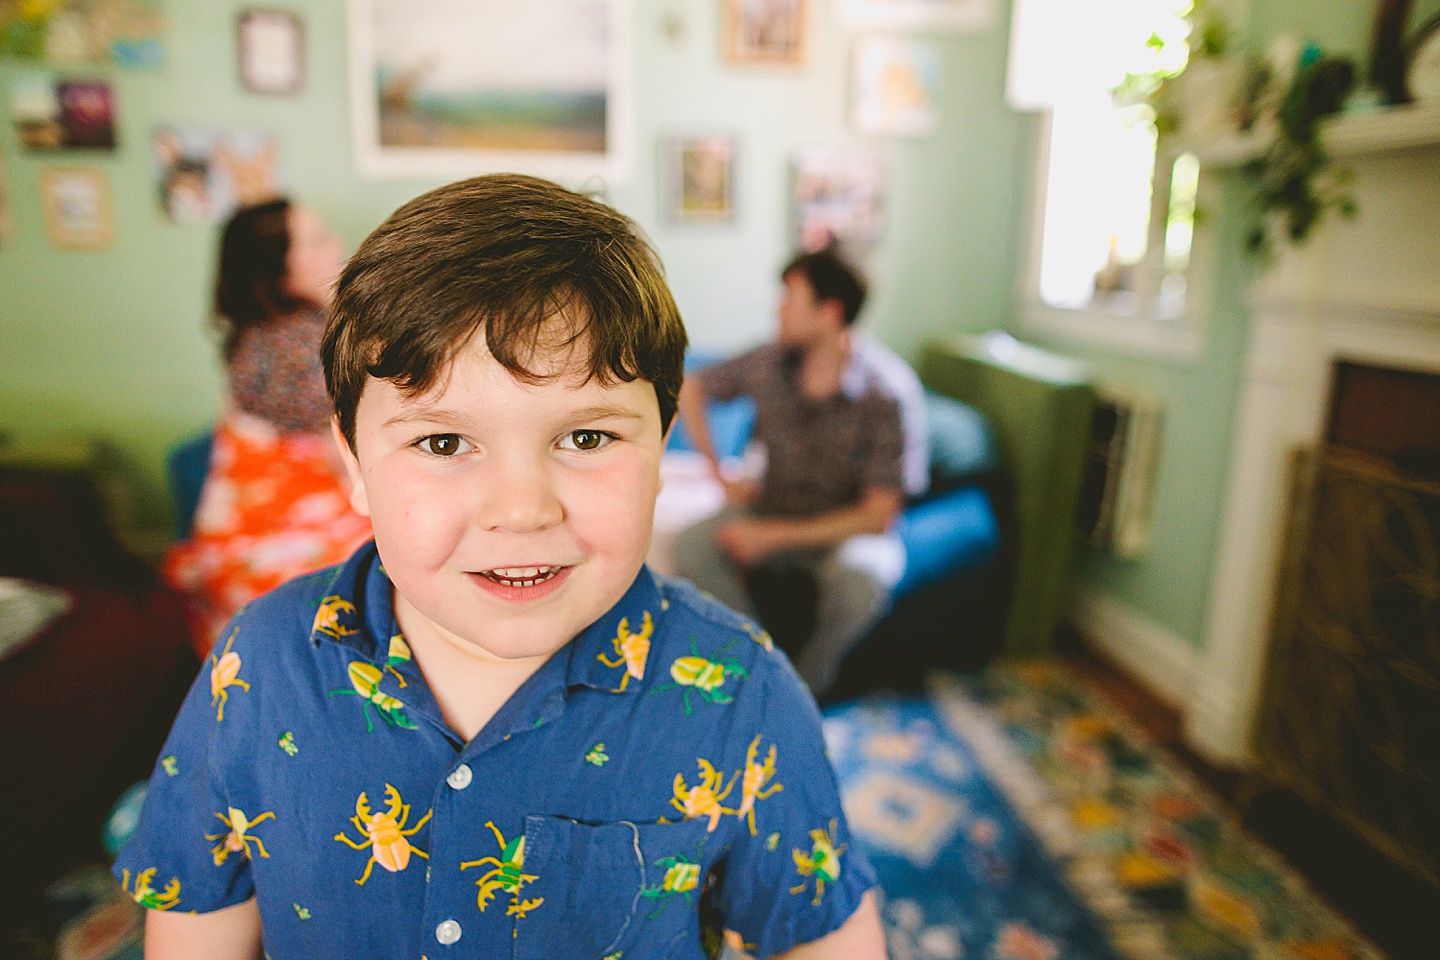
[560, 430, 613, 452]
[417, 434, 469, 457]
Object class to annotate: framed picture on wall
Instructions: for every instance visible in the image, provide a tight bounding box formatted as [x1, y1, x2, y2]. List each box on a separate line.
[790, 146, 885, 256]
[347, 0, 632, 179]
[238, 9, 305, 96]
[837, 0, 995, 32]
[722, 0, 807, 66]
[661, 135, 737, 224]
[39, 166, 114, 250]
[153, 127, 283, 225]
[850, 37, 941, 136]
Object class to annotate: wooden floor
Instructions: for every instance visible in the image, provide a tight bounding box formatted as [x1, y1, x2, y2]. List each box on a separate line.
[1056, 625, 1439, 960]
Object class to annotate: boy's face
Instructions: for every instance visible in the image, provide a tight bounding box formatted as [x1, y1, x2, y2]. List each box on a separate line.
[337, 327, 667, 664]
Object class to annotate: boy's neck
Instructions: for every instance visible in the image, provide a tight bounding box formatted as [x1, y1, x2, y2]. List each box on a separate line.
[394, 590, 556, 742]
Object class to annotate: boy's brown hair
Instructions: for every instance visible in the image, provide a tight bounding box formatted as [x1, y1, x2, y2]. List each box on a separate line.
[324, 174, 688, 448]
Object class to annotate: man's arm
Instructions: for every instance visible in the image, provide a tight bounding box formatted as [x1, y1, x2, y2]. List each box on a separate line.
[677, 377, 757, 506]
[771, 890, 886, 959]
[717, 486, 903, 565]
[145, 898, 263, 960]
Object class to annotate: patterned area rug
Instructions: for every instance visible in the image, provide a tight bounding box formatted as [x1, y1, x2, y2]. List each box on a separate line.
[821, 662, 1387, 960]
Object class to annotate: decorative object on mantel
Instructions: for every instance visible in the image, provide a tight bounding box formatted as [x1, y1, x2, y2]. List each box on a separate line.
[1369, 0, 1412, 105]
[1409, 10, 1440, 103]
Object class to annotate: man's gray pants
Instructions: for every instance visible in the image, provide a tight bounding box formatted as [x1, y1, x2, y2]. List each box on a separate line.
[670, 506, 905, 697]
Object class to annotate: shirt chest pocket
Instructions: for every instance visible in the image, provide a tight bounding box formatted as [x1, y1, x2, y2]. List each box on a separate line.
[512, 815, 713, 960]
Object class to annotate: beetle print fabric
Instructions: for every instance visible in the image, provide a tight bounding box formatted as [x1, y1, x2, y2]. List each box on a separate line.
[114, 541, 875, 958]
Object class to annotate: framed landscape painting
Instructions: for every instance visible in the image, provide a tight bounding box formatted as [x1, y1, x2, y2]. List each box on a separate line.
[347, 0, 631, 179]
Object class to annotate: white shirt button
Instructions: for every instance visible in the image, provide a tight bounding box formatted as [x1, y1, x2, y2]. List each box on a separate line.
[435, 919, 462, 945]
[446, 764, 473, 790]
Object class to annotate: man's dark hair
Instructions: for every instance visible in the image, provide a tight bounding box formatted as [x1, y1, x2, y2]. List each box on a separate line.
[781, 248, 867, 325]
[324, 174, 688, 448]
[214, 197, 314, 359]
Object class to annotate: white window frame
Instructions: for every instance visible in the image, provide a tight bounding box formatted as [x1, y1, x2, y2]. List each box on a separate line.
[1016, 97, 1218, 366]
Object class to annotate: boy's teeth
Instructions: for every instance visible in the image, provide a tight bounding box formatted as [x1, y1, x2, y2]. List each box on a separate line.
[483, 565, 561, 586]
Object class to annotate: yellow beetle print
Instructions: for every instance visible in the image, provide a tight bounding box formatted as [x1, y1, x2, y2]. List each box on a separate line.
[334, 784, 432, 885]
[735, 735, 783, 835]
[790, 819, 846, 905]
[210, 627, 249, 722]
[596, 612, 654, 692]
[206, 806, 276, 865]
[384, 634, 412, 687]
[312, 595, 360, 640]
[121, 867, 181, 910]
[671, 757, 738, 832]
[460, 821, 544, 919]
[651, 639, 747, 715]
[329, 661, 419, 732]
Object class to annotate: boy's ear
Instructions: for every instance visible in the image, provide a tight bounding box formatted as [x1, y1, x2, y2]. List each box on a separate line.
[330, 417, 371, 518]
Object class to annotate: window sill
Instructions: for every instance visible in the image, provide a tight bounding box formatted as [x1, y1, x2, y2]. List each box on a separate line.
[1019, 300, 1206, 364]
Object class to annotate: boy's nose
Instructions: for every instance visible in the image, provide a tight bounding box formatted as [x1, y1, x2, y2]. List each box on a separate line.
[474, 459, 564, 533]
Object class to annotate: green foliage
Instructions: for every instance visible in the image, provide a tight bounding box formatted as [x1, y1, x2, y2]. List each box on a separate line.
[1242, 56, 1357, 258]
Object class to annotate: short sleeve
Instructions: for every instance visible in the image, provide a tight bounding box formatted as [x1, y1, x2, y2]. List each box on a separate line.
[112, 629, 255, 914]
[860, 391, 906, 494]
[227, 312, 332, 434]
[716, 660, 877, 956]
[695, 346, 771, 403]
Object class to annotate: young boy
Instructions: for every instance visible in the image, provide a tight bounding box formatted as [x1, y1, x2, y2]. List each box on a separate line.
[116, 175, 885, 959]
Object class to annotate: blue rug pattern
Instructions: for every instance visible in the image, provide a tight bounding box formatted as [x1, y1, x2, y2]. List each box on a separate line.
[824, 695, 1122, 960]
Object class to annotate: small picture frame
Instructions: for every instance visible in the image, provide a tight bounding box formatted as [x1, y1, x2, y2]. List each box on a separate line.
[238, 9, 305, 96]
[662, 135, 737, 224]
[850, 37, 941, 137]
[722, 0, 807, 66]
[39, 167, 114, 250]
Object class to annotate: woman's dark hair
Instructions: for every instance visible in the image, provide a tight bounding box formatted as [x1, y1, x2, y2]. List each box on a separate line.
[213, 198, 312, 358]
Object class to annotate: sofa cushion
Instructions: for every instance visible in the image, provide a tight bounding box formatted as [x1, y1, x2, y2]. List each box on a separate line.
[925, 391, 998, 492]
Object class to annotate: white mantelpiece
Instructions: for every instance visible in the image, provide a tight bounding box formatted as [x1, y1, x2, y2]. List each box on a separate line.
[1183, 126, 1440, 766]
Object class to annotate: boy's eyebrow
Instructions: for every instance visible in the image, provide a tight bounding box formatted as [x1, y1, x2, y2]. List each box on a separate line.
[563, 404, 647, 422]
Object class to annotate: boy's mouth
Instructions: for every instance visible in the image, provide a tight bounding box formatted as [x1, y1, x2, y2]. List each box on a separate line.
[476, 566, 566, 588]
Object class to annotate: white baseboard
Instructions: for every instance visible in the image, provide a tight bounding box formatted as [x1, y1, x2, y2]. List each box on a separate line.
[1066, 588, 1199, 709]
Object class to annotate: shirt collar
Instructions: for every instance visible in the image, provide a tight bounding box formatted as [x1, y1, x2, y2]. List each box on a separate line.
[310, 542, 666, 697]
[563, 564, 665, 694]
[840, 332, 875, 400]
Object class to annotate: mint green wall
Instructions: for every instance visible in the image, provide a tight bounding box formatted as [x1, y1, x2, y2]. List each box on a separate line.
[1020, 0, 1440, 649]
[0, 0, 1029, 535]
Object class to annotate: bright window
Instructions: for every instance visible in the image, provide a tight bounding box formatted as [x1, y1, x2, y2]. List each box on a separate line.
[1009, 0, 1208, 356]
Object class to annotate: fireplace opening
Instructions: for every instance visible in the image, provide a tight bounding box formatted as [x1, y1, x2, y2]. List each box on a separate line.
[1325, 361, 1440, 479]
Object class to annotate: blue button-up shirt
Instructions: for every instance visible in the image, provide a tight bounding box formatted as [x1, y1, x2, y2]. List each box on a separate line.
[115, 542, 875, 958]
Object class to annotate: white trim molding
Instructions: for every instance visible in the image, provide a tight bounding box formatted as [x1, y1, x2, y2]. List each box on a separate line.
[1066, 587, 1199, 709]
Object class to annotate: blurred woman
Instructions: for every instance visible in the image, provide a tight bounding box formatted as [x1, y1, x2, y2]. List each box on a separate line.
[164, 199, 372, 655]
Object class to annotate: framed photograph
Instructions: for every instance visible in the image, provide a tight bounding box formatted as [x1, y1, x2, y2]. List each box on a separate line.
[153, 127, 282, 224]
[851, 37, 941, 137]
[11, 73, 117, 151]
[0, 0, 165, 67]
[837, 0, 996, 33]
[722, 0, 806, 66]
[790, 146, 886, 255]
[347, 0, 632, 179]
[238, 9, 305, 95]
[39, 167, 114, 250]
[662, 135, 737, 223]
